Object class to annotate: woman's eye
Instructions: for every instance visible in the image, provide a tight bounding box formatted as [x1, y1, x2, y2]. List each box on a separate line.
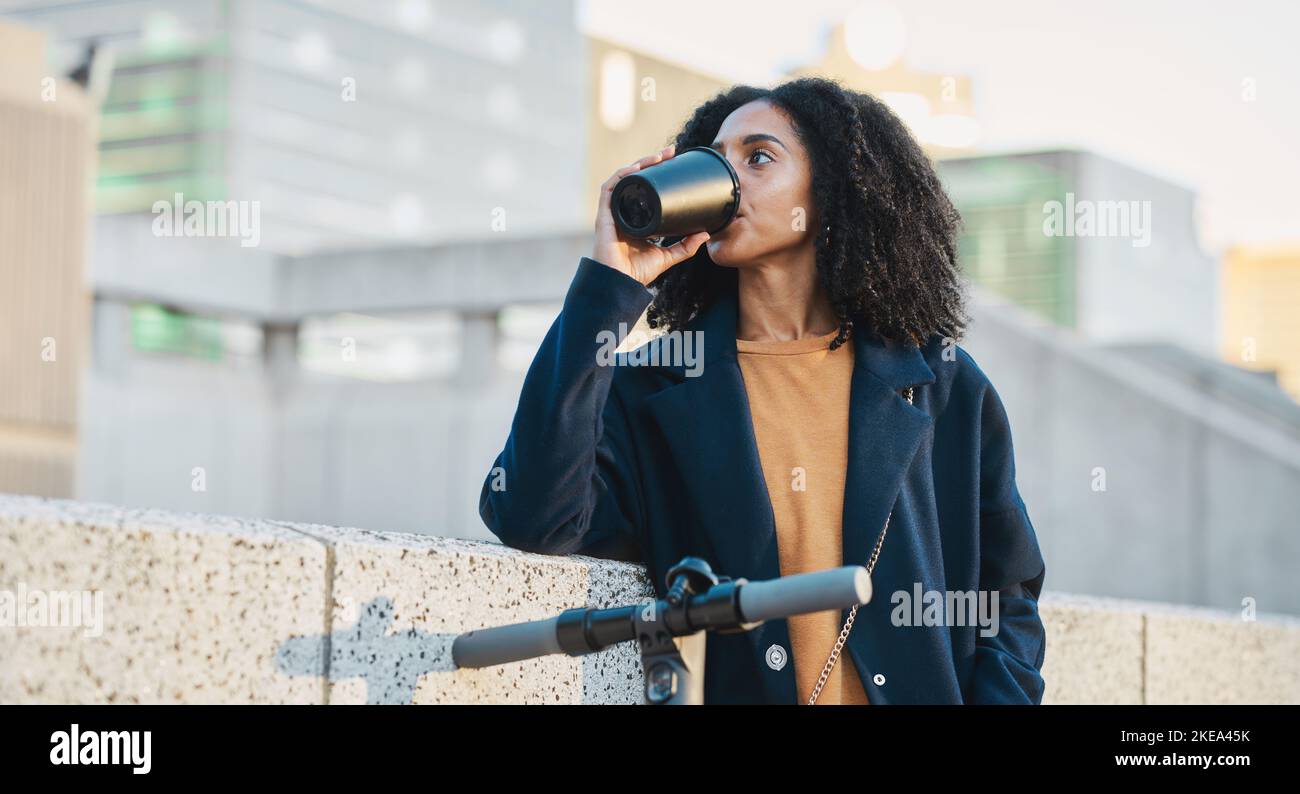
[747, 149, 774, 165]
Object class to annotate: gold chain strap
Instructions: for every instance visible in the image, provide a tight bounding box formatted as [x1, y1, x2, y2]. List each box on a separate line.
[806, 385, 914, 705]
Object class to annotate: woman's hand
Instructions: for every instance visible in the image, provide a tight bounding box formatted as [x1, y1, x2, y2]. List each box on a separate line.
[592, 144, 710, 287]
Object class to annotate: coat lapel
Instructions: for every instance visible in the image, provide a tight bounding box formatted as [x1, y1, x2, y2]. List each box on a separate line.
[840, 327, 936, 578]
[643, 279, 780, 590]
[642, 266, 936, 702]
[838, 331, 939, 703]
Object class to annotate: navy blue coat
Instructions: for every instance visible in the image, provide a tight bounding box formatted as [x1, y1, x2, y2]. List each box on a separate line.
[480, 257, 1048, 704]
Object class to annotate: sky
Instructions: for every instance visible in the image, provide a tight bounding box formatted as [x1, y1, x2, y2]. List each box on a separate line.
[578, 0, 1300, 253]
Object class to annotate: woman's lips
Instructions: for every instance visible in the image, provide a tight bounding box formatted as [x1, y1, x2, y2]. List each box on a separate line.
[717, 215, 743, 234]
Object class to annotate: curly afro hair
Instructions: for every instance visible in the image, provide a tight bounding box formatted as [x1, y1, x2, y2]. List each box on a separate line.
[645, 76, 969, 350]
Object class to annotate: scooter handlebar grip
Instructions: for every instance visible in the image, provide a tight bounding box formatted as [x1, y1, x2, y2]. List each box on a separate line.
[737, 566, 872, 623]
[452, 616, 563, 669]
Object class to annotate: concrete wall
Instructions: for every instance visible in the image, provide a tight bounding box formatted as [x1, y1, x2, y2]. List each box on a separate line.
[2, 493, 1297, 704]
[938, 149, 1219, 356]
[1072, 150, 1219, 356]
[77, 302, 528, 538]
[962, 290, 1300, 618]
[78, 217, 594, 537]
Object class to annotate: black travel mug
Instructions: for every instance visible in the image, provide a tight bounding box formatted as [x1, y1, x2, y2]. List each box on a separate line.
[610, 146, 740, 240]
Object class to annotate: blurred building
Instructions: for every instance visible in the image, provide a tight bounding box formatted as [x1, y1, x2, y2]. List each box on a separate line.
[1220, 244, 1300, 401]
[0, 0, 590, 534]
[789, 15, 979, 158]
[938, 150, 1219, 356]
[5, 0, 587, 254]
[0, 21, 95, 498]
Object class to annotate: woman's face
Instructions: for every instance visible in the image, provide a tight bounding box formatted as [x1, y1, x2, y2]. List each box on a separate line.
[703, 98, 818, 268]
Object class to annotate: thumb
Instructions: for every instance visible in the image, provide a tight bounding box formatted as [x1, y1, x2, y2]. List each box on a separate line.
[664, 231, 710, 264]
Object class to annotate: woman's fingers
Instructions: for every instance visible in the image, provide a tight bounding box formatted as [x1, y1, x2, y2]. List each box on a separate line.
[634, 144, 674, 170]
[600, 144, 676, 203]
[602, 145, 675, 192]
[631, 231, 707, 285]
[662, 231, 710, 265]
[595, 145, 686, 274]
[600, 163, 638, 194]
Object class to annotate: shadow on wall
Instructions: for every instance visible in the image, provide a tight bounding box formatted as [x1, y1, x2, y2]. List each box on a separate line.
[276, 596, 453, 705]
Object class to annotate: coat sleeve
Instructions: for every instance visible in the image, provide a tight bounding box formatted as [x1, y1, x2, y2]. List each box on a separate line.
[478, 256, 652, 563]
[968, 375, 1048, 704]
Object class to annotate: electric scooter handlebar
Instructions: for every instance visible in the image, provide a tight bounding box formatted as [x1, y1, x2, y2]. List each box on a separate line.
[737, 565, 872, 623]
[453, 564, 871, 670]
[451, 615, 564, 668]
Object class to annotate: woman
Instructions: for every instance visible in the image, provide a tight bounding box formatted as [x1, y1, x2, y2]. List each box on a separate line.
[480, 77, 1047, 705]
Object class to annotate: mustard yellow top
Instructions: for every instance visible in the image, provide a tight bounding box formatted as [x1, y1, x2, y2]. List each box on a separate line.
[735, 326, 870, 705]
